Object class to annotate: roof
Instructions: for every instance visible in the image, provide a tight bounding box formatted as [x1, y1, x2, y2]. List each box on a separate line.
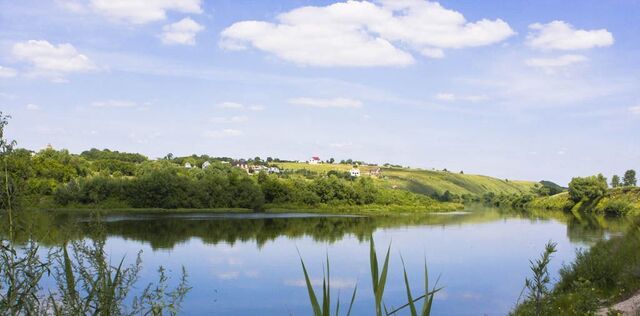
[311, 156, 320, 160]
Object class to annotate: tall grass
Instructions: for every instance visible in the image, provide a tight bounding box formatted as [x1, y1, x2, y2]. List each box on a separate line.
[299, 235, 442, 316]
[0, 221, 191, 315]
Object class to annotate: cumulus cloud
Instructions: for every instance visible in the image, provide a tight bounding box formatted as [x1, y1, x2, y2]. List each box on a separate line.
[289, 97, 363, 108]
[12, 40, 96, 80]
[89, 0, 202, 24]
[210, 116, 248, 123]
[525, 54, 588, 69]
[220, 0, 515, 67]
[26, 104, 40, 111]
[216, 101, 245, 109]
[526, 54, 588, 67]
[0, 66, 17, 78]
[55, 0, 87, 13]
[204, 129, 243, 138]
[160, 17, 204, 45]
[629, 105, 640, 115]
[248, 105, 265, 111]
[435, 93, 488, 102]
[527, 21, 614, 51]
[91, 100, 138, 108]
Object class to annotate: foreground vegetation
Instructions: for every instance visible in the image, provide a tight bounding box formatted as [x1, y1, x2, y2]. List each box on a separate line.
[514, 219, 640, 315]
[299, 236, 441, 316]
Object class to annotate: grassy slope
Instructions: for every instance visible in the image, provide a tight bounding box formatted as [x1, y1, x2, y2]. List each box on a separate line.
[275, 162, 537, 197]
[528, 187, 640, 215]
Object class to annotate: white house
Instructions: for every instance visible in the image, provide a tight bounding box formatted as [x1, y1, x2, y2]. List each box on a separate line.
[184, 162, 193, 169]
[308, 156, 321, 164]
[202, 161, 211, 169]
[268, 167, 280, 174]
[350, 168, 361, 177]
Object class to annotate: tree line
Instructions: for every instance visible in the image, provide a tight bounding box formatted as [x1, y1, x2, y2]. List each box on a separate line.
[2, 146, 444, 211]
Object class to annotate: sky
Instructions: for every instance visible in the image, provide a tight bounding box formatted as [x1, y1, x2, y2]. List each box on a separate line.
[0, 0, 639, 185]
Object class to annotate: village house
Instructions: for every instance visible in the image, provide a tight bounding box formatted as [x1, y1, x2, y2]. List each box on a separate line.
[350, 167, 361, 177]
[369, 168, 382, 177]
[308, 156, 321, 164]
[268, 167, 280, 174]
[250, 165, 267, 173]
[232, 160, 249, 173]
[184, 162, 193, 169]
[202, 161, 211, 169]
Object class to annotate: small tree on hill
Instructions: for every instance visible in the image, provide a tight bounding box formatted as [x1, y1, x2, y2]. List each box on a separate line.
[611, 175, 620, 188]
[623, 169, 637, 187]
[568, 174, 608, 203]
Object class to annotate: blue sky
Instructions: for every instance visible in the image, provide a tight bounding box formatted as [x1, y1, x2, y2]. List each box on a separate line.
[0, 0, 638, 185]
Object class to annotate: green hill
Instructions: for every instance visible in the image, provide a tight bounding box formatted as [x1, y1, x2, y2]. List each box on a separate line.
[276, 163, 537, 198]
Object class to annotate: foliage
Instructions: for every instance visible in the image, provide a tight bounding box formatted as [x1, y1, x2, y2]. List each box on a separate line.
[568, 174, 608, 203]
[623, 170, 637, 187]
[0, 240, 49, 315]
[483, 192, 535, 209]
[513, 220, 640, 315]
[517, 242, 557, 316]
[299, 236, 440, 316]
[533, 181, 565, 197]
[610, 175, 621, 188]
[81, 148, 148, 163]
[299, 255, 357, 316]
[527, 192, 575, 212]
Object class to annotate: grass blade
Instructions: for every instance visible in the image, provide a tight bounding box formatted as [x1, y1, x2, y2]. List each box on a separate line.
[300, 257, 321, 316]
[401, 256, 417, 316]
[345, 284, 357, 316]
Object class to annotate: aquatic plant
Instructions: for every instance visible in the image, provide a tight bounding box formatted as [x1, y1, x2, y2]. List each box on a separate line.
[299, 236, 442, 316]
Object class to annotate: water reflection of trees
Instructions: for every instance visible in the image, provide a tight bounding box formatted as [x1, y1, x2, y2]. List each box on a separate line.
[1, 209, 630, 250]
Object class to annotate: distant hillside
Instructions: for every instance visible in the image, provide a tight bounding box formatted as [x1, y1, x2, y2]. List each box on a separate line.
[275, 162, 537, 197]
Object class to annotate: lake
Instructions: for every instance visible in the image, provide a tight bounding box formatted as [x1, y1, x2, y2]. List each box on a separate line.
[7, 208, 629, 315]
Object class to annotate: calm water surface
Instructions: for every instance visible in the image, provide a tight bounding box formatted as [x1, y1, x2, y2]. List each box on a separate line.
[24, 208, 628, 315]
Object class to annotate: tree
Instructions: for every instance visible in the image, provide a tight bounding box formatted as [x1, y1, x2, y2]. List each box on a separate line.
[623, 169, 637, 187]
[611, 175, 621, 188]
[0, 111, 17, 234]
[568, 174, 608, 203]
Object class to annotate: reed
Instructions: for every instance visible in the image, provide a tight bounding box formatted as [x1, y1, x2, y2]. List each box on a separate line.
[300, 235, 441, 316]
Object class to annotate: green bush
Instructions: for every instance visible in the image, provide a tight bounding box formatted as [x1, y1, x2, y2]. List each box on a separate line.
[568, 174, 608, 203]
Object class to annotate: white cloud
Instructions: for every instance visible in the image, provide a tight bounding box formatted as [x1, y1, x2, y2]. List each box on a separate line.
[210, 116, 248, 123]
[289, 97, 363, 108]
[204, 129, 243, 138]
[525, 54, 588, 68]
[329, 142, 353, 148]
[160, 18, 204, 45]
[0, 66, 17, 78]
[0, 92, 16, 99]
[56, 0, 87, 13]
[220, 0, 514, 67]
[89, 0, 202, 24]
[26, 104, 40, 111]
[91, 100, 138, 108]
[629, 105, 640, 115]
[249, 105, 265, 111]
[12, 40, 97, 80]
[527, 21, 614, 51]
[435, 93, 488, 102]
[216, 101, 245, 109]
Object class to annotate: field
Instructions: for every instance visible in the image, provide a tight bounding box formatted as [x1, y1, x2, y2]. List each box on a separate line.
[274, 162, 538, 197]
